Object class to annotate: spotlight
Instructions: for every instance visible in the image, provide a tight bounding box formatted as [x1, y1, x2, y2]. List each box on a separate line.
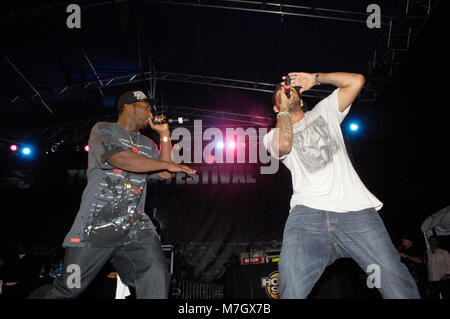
[84, 145, 89, 152]
[228, 141, 236, 149]
[216, 141, 224, 149]
[349, 123, 359, 132]
[21, 146, 32, 156]
[10, 144, 18, 152]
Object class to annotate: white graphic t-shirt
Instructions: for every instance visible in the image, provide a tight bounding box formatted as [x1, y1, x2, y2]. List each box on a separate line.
[263, 88, 383, 213]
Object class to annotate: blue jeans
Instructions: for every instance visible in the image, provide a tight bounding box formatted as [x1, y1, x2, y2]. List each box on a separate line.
[279, 205, 420, 299]
[45, 233, 170, 299]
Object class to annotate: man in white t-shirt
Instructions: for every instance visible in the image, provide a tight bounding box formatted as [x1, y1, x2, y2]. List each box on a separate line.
[426, 236, 450, 299]
[263, 71, 420, 299]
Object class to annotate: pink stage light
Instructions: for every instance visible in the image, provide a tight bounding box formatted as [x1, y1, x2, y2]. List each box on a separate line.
[10, 144, 18, 152]
[228, 141, 236, 149]
[84, 145, 90, 152]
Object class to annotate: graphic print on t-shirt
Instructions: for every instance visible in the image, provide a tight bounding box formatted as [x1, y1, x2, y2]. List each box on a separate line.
[292, 115, 339, 173]
[84, 170, 152, 246]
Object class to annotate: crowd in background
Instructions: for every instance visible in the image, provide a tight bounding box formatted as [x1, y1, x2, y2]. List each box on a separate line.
[397, 234, 450, 299]
[1, 233, 449, 299]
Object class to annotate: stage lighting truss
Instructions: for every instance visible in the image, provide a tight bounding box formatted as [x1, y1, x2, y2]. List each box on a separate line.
[8, 71, 335, 102]
[1, 0, 440, 149]
[4, 0, 438, 110]
[0, 104, 274, 148]
[366, 0, 439, 97]
[1, 0, 396, 25]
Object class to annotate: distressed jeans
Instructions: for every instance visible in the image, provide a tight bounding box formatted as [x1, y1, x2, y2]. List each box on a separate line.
[279, 205, 420, 299]
[45, 233, 170, 299]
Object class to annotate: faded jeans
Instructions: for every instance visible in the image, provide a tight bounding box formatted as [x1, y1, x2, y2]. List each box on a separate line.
[279, 205, 420, 299]
[45, 233, 170, 299]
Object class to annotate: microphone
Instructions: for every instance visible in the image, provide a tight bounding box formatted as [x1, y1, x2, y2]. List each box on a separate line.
[284, 75, 292, 98]
[284, 75, 302, 97]
[152, 117, 189, 125]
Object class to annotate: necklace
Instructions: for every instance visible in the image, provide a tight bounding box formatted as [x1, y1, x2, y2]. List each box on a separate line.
[117, 123, 140, 154]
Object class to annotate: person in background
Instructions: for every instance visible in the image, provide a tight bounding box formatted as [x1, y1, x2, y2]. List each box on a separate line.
[0, 241, 39, 299]
[397, 234, 427, 298]
[426, 236, 450, 299]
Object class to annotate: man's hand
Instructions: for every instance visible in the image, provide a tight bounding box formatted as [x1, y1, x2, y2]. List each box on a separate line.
[149, 114, 170, 135]
[282, 72, 316, 94]
[166, 162, 196, 175]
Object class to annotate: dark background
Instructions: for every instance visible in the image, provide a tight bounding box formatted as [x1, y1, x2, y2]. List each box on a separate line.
[0, 0, 449, 282]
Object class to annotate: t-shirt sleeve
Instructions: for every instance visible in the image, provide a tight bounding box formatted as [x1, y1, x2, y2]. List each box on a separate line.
[143, 136, 161, 161]
[263, 128, 289, 160]
[89, 123, 129, 169]
[142, 136, 163, 180]
[314, 88, 351, 124]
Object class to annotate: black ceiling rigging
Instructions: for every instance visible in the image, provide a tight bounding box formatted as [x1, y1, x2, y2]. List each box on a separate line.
[0, 0, 440, 146]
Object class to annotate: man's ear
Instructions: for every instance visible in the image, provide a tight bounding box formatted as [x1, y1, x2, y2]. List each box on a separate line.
[273, 105, 280, 113]
[123, 103, 132, 113]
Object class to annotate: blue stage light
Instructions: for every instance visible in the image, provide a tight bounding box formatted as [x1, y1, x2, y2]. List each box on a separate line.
[349, 123, 359, 131]
[22, 147, 31, 155]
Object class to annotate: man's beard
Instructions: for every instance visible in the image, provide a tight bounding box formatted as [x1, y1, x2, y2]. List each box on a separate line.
[288, 101, 303, 113]
[135, 117, 149, 130]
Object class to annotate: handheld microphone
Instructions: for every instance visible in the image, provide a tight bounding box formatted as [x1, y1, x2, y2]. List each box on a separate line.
[152, 117, 189, 125]
[284, 75, 292, 98]
[284, 75, 303, 97]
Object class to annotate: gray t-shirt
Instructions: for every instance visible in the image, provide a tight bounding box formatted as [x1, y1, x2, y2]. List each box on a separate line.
[63, 122, 161, 248]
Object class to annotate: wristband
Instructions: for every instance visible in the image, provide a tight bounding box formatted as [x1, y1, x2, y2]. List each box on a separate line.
[277, 111, 291, 118]
[161, 136, 170, 143]
[315, 73, 321, 85]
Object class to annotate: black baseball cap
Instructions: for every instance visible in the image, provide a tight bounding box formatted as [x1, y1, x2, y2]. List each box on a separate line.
[117, 90, 157, 110]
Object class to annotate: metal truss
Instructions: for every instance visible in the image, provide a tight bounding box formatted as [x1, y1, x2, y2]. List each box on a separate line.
[161, 104, 274, 127]
[2, 0, 396, 25]
[0, 104, 274, 147]
[366, 0, 440, 98]
[0, 114, 116, 147]
[0, 50, 54, 114]
[2, 0, 438, 147]
[2, 0, 395, 107]
[139, 0, 395, 25]
[9, 70, 335, 104]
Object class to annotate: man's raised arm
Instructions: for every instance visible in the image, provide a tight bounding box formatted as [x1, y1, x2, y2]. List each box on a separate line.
[271, 88, 296, 158]
[287, 72, 365, 112]
[316, 72, 365, 112]
[108, 150, 195, 175]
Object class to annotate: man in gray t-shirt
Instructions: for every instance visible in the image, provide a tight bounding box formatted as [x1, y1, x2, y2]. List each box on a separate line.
[46, 90, 195, 299]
